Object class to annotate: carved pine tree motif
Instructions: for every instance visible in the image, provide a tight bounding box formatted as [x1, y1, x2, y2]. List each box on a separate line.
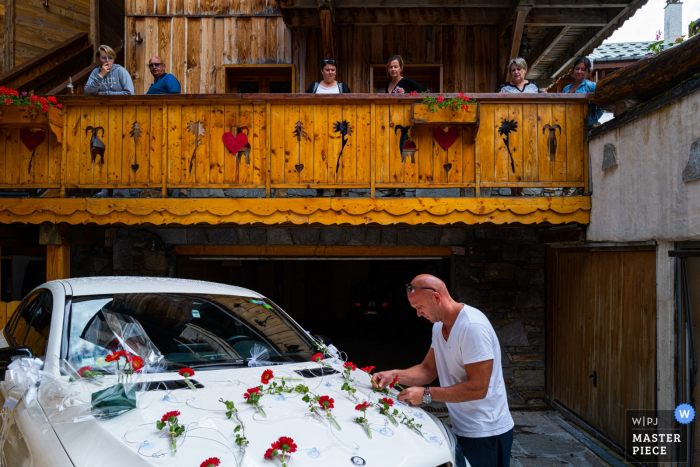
[293, 121, 308, 141]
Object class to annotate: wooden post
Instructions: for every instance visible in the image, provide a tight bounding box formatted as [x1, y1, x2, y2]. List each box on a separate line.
[319, 8, 337, 59]
[162, 103, 168, 198]
[90, 0, 100, 55]
[3, 0, 15, 72]
[47, 245, 70, 281]
[502, 9, 528, 83]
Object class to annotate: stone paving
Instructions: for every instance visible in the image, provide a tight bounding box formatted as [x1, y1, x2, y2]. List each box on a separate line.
[425, 404, 610, 467]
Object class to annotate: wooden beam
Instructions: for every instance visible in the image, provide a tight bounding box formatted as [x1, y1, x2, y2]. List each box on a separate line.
[175, 245, 454, 257]
[16, 47, 95, 94]
[319, 8, 337, 59]
[3, 0, 15, 73]
[545, 0, 646, 79]
[499, 0, 533, 37]
[526, 26, 570, 73]
[525, 7, 620, 26]
[90, 0, 101, 56]
[505, 9, 528, 83]
[282, 0, 627, 7]
[594, 34, 700, 110]
[47, 245, 70, 281]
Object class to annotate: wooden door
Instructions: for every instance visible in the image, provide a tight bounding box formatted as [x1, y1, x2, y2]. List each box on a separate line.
[548, 249, 656, 448]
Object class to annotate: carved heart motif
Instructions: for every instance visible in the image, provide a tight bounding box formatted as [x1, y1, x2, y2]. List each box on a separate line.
[222, 131, 249, 155]
[433, 127, 460, 151]
[19, 129, 46, 151]
[443, 163, 452, 173]
[295, 164, 304, 173]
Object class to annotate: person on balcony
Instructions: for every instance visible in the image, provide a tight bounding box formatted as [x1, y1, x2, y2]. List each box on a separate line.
[146, 57, 182, 95]
[497, 58, 539, 94]
[85, 45, 134, 96]
[385, 55, 427, 94]
[497, 58, 539, 197]
[87, 45, 134, 199]
[563, 57, 605, 127]
[306, 58, 350, 196]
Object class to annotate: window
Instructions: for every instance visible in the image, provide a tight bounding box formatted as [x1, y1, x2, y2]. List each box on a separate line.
[7, 291, 52, 356]
[66, 293, 314, 372]
[370, 64, 443, 93]
[224, 65, 295, 94]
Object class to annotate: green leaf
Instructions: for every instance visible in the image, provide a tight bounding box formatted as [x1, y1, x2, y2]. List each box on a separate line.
[156, 421, 165, 430]
[234, 425, 241, 433]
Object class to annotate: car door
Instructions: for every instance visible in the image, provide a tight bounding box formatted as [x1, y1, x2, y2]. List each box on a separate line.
[0, 291, 53, 376]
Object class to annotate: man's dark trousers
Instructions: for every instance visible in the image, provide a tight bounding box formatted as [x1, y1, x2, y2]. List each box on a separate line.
[456, 428, 513, 467]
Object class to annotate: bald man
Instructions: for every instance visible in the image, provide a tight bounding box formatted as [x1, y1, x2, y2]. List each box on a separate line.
[374, 274, 514, 467]
[146, 56, 181, 95]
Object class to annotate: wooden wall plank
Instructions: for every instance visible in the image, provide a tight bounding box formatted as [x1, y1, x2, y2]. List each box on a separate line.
[403, 105, 418, 185]
[508, 104, 523, 183]
[414, 126, 432, 184]
[186, 19, 202, 94]
[200, 18, 215, 94]
[270, 104, 285, 184]
[171, 17, 186, 87]
[64, 107, 81, 185]
[252, 103, 266, 185]
[180, 104, 195, 184]
[122, 105, 137, 184]
[552, 104, 567, 182]
[298, 104, 314, 184]
[477, 103, 495, 183]
[48, 123, 61, 184]
[149, 103, 163, 184]
[29, 130, 48, 185]
[157, 19, 172, 73]
[107, 106, 123, 184]
[341, 104, 357, 184]
[166, 104, 182, 185]
[223, 104, 239, 183]
[133, 18, 146, 95]
[388, 104, 405, 184]
[250, 18, 266, 64]
[213, 18, 224, 92]
[93, 105, 109, 185]
[79, 106, 94, 185]
[327, 104, 342, 184]
[195, 104, 211, 184]
[18, 128, 33, 185]
[313, 104, 328, 185]
[284, 104, 300, 184]
[566, 103, 584, 183]
[209, 104, 225, 184]
[223, 17, 238, 65]
[462, 126, 475, 183]
[432, 127, 448, 184]
[375, 104, 390, 184]
[135, 105, 151, 184]
[237, 18, 252, 65]
[537, 104, 553, 183]
[522, 103, 538, 182]
[446, 127, 461, 184]
[494, 104, 509, 182]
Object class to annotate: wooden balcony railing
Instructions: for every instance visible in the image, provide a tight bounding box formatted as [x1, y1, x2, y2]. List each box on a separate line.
[0, 93, 591, 196]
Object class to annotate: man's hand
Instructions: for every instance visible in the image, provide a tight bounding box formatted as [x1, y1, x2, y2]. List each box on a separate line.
[397, 386, 424, 406]
[372, 370, 398, 388]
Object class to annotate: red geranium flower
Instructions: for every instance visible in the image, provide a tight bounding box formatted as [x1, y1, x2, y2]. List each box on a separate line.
[311, 353, 323, 363]
[41, 104, 49, 113]
[56, 104, 63, 109]
[277, 436, 297, 453]
[343, 361, 356, 371]
[47, 96, 57, 105]
[409, 91, 418, 96]
[355, 402, 371, 411]
[318, 395, 334, 410]
[78, 366, 92, 377]
[381, 397, 394, 407]
[161, 410, 180, 423]
[361, 365, 375, 374]
[178, 367, 195, 378]
[243, 386, 261, 399]
[200, 457, 220, 467]
[261, 369, 274, 384]
[29, 95, 38, 104]
[436, 94, 444, 103]
[389, 375, 400, 388]
[127, 355, 144, 372]
[3, 98, 12, 106]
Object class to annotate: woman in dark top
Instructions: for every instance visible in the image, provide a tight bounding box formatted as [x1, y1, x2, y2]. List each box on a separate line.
[305, 59, 351, 94]
[385, 55, 427, 94]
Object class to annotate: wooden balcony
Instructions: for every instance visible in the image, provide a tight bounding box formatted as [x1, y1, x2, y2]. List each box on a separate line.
[0, 94, 592, 226]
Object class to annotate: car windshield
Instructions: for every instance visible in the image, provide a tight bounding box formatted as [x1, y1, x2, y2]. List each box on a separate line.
[66, 293, 315, 371]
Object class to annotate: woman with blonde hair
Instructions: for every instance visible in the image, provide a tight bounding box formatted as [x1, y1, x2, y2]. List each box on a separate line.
[84, 45, 134, 96]
[497, 58, 539, 94]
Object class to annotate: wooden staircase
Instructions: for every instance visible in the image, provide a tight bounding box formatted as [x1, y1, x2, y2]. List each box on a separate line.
[0, 33, 94, 95]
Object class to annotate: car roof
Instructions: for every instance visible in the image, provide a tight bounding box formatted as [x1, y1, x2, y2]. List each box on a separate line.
[49, 277, 262, 298]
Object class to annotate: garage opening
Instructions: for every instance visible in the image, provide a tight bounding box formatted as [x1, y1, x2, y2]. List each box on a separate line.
[177, 255, 451, 371]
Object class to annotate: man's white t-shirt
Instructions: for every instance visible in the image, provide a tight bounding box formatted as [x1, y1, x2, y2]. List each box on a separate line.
[431, 304, 514, 438]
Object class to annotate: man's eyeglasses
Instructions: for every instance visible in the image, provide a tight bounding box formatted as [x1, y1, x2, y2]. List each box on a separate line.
[322, 59, 337, 66]
[148, 63, 163, 68]
[406, 283, 437, 294]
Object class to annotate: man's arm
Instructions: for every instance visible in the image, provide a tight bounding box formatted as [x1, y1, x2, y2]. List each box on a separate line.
[397, 359, 493, 406]
[374, 348, 438, 388]
[167, 75, 182, 94]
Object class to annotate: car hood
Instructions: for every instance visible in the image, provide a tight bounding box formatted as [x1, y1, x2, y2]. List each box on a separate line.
[44, 362, 454, 467]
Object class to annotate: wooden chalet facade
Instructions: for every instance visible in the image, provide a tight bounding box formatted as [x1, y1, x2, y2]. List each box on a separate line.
[1, 0, 677, 461]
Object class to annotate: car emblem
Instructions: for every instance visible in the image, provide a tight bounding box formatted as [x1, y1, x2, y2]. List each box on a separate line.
[351, 456, 366, 466]
[368, 301, 376, 307]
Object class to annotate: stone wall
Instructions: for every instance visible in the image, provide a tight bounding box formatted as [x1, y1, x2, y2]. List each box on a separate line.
[111, 225, 546, 406]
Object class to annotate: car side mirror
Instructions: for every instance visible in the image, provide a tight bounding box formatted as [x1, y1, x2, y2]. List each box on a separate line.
[0, 346, 34, 360]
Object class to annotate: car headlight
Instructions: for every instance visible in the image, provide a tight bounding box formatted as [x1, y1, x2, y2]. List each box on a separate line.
[426, 411, 470, 467]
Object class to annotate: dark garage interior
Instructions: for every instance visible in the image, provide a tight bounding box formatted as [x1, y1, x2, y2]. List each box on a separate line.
[177, 256, 451, 372]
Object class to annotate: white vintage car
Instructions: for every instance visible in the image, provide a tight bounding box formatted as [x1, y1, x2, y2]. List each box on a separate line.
[0, 277, 465, 467]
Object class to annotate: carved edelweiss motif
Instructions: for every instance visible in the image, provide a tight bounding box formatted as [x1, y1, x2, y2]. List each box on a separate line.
[0, 108, 4, 119]
[27, 108, 39, 120]
[187, 121, 206, 174]
[333, 120, 353, 173]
